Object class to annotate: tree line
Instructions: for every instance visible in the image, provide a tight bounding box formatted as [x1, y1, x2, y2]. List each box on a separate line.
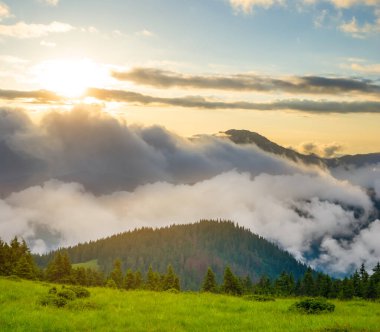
[1, 236, 380, 300]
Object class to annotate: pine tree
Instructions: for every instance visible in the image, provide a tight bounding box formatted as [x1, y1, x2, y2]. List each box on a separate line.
[301, 267, 314, 296]
[223, 266, 242, 295]
[359, 263, 369, 298]
[163, 264, 178, 290]
[352, 270, 361, 297]
[202, 267, 217, 293]
[124, 269, 135, 290]
[146, 265, 156, 290]
[339, 277, 354, 300]
[14, 256, 35, 279]
[134, 270, 143, 289]
[109, 259, 123, 288]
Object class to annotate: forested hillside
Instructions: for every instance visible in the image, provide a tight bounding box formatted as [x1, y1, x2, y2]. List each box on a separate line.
[35, 220, 308, 289]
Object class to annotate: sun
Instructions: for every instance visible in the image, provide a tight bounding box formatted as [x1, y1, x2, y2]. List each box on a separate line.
[35, 58, 107, 98]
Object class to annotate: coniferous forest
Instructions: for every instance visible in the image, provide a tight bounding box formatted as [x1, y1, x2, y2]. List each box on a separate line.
[1, 220, 380, 300]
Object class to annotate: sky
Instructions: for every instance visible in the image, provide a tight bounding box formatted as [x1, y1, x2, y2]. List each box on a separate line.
[0, 0, 379, 154]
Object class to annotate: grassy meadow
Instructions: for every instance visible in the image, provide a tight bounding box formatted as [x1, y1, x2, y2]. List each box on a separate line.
[0, 277, 379, 332]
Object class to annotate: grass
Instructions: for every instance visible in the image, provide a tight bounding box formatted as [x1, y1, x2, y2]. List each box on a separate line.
[71, 259, 100, 270]
[0, 277, 379, 332]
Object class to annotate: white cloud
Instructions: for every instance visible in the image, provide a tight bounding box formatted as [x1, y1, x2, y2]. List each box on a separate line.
[38, 0, 59, 6]
[0, 21, 74, 39]
[296, 141, 344, 157]
[136, 29, 154, 37]
[0, 170, 374, 275]
[0, 2, 10, 21]
[229, 0, 285, 13]
[349, 62, 380, 73]
[339, 15, 380, 38]
[40, 40, 56, 48]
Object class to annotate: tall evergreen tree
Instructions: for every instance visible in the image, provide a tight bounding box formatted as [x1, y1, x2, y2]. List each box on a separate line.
[223, 266, 242, 295]
[109, 259, 123, 288]
[202, 267, 217, 293]
[301, 267, 314, 296]
[124, 269, 135, 290]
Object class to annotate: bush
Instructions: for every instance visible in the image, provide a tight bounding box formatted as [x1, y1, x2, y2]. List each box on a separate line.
[48, 287, 57, 294]
[67, 286, 90, 298]
[290, 298, 335, 314]
[4, 275, 21, 282]
[57, 288, 77, 301]
[243, 295, 275, 302]
[39, 294, 67, 308]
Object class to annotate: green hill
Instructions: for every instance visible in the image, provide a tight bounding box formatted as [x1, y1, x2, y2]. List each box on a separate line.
[35, 220, 308, 289]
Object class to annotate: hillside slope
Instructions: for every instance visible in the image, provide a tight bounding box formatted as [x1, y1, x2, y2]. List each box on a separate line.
[35, 220, 308, 290]
[224, 129, 380, 168]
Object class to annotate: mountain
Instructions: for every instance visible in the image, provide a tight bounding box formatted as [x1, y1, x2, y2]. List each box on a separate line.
[224, 129, 380, 168]
[35, 220, 308, 290]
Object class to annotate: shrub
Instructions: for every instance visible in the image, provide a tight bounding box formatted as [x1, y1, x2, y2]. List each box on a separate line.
[39, 294, 67, 308]
[243, 295, 275, 302]
[67, 286, 90, 298]
[290, 298, 335, 314]
[4, 275, 21, 282]
[67, 300, 101, 311]
[48, 287, 57, 294]
[57, 288, 77, 301]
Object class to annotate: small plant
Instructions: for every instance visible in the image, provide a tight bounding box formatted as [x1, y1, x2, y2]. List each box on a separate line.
[166, 288, 180, 294]
[39, 294, 67, 308]
[48, 287, 57, 294]
[289, 298, 335, 314]
[57, 288, 77, 300]
[67, 286, 90, 298]
[243, 294, 275, 302]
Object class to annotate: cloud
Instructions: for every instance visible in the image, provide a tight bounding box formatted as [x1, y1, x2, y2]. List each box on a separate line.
[87, 87, 380, 113]
[339, 15, 380, 38]
[40, 40, 56, 48]
[297, 141, 344, 157]
[349, 62, 380, 74]
[229, 0, 285, 13]
[0, 106, 379, 275]
[38, 0, 59, 6]
[0, 2, 10, 21]
[0, 171, 375, 275]
[0, 21, 74, 39]
[0, 88, 63, 102]
[136, 29, 154, 37]
[3, 87, 380, 114]
[0, 106, 303, 196]
[111, 67, 380, 96]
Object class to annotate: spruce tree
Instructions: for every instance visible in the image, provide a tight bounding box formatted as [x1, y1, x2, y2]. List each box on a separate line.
[14, 256, 35, 279]
[134, 270, 143, 289]
[124, 269, 135, 290]
[163, 264, 177, 290]
[202, 267, 217, 293]
[301, 267, 314, 296]
[223, 266, 242, 295]
[109, 259, 123, 288]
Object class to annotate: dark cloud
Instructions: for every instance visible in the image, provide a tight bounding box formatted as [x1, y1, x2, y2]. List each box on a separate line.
[2, 87, 380, 114]
[87, 88, 380, 114]
[0, 106, 301, 195]
[112, 67, 380, 95]
[0, 89, 63, 103]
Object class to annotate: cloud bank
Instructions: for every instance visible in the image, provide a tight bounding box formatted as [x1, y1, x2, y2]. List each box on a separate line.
[112, 68, 380, 96]
[0, 106, 379, 275]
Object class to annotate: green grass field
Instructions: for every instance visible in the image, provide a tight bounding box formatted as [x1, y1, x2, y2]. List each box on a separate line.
[0, 277, 379, 332]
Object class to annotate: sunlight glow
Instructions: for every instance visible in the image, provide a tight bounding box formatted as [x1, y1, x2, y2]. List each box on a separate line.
[35, 58, 108, 98]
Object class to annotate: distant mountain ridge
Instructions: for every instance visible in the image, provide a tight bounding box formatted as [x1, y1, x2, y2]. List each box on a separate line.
[35, 220, 309, 290]
[224, 129, 380, 168]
